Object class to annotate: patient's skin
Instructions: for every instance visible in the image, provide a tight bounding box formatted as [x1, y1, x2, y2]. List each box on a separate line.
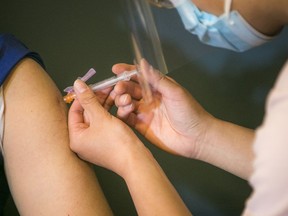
[3, 58, 113, 215]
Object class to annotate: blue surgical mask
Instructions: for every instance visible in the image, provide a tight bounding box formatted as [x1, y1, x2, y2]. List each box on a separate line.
[172, 0, 273, 52]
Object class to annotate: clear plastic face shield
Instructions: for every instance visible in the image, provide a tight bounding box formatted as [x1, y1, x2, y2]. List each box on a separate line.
[121, 0, 271, 74]
[120, 0, 171, 103]
[121, 0, 169, 75]
[119, 0, 201, 103]
[120, 0, 208, 104]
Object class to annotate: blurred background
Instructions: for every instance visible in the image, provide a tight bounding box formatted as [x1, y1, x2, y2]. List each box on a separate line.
[1, 0, 287, 215]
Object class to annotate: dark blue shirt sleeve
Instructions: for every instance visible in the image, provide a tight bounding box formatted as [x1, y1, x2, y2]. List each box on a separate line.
[0, 34, 45, 85]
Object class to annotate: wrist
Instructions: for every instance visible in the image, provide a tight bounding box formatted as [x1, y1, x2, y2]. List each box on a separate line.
[117, 140, 155, 179]
[192, 116, 218, 161]
[196, 117, 255, 179]
[119, 141, 192, 216]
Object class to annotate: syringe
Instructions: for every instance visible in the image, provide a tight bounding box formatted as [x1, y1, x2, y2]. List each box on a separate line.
[63, 69, 138, 103]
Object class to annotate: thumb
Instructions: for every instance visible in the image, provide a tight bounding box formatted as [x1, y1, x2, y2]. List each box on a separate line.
[73, 79, 104, 116]
[139, 58, 179, 96]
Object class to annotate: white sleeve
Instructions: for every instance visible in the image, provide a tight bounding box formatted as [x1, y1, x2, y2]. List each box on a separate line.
[242, 60, 288, 216]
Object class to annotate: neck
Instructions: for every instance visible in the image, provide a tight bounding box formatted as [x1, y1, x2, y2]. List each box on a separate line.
[192, 0, 223, 16]
[234, 0, 286, 36]
[277, 0, 288, 25]
[190, 0, 287, 35]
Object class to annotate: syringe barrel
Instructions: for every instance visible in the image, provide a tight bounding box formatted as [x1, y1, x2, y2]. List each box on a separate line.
[89, 70, 137, 91]
[63, 70, 138, 103]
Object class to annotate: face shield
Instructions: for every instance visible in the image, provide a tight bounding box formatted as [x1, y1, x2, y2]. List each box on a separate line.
[120, 0, 208, 78]
[120, 0, 171, 103]
[121, 0, 272, 80]
[121, 0, 169, 75]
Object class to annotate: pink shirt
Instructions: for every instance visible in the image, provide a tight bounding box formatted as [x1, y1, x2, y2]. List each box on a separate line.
[243, 60, 288, 215]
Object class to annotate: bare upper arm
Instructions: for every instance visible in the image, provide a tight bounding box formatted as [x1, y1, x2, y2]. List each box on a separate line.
[2, 58, 112, 215]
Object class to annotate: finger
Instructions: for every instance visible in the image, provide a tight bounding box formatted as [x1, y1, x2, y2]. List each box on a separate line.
[112, 63, 136, 75]
[73, 79, 107, 121]
[116, 99, 142, 124]
[94, 87, 114, 111]
[117, 103, 135, 120]
[139, 58, 180, 95]
[112, 63, 139, 82]
[68, 99, 85, 129]
[93, 86, 113, 105]
[116, 106, 139, 129]
[114, 94, 141, 111]
[115, 94, 132, 107]
[102, 89, 115, 111]
[114, 81, 143, 100]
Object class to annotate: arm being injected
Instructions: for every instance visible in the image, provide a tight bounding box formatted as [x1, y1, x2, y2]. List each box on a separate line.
[63, 69, 138, 103]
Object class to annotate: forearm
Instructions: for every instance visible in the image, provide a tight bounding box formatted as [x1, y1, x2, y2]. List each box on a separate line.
[197, 118, 255, 180]
[122, 144, 191, 216]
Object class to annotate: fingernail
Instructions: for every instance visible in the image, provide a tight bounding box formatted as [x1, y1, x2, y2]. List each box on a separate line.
[122, 94, 128, 104]
[124, 103, 134, 111]
[74, 79, 88, 93]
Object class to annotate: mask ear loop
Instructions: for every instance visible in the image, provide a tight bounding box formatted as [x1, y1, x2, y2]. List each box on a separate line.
[224, 0, 234, 25]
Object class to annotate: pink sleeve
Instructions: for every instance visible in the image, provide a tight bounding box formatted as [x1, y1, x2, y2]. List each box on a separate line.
[242, 60, 288, 216]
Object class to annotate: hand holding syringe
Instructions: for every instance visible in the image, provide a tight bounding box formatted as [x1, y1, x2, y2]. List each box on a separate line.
[63, 68, 138, 103]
